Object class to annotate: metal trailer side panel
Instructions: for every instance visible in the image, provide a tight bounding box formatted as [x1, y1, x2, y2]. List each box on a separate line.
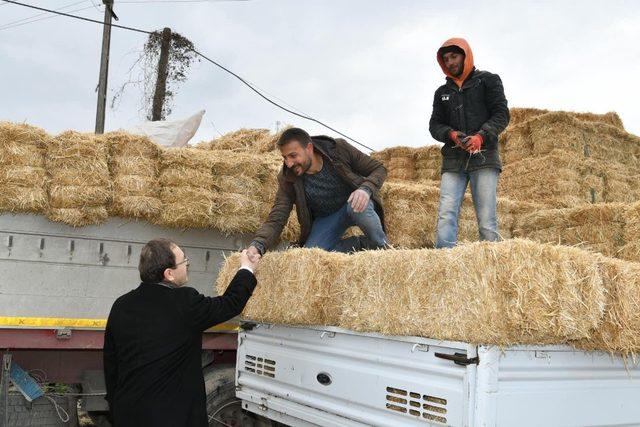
[475, 346, 640, 427]
[0, 213, 249, 322]
[237, 324, 475, 427]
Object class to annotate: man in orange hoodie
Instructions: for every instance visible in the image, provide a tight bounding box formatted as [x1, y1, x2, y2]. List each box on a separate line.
[429, 38, 510, 248]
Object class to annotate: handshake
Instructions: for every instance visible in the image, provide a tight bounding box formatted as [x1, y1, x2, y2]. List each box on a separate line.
[239, 245, 262, 272]
[449, 130, 483, 154]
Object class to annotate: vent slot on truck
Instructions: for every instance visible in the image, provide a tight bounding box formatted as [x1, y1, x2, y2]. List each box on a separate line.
[244, 354, 276, 378]
[385, 386, 447, 424]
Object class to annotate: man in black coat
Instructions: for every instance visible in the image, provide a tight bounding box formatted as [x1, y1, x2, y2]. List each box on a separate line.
[429, 37, 510, 248]
[103, 238, 259, 426]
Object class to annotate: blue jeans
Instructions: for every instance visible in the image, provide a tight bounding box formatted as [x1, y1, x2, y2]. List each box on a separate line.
[304, 201, 388, 253]
[435, 168, 500, 248]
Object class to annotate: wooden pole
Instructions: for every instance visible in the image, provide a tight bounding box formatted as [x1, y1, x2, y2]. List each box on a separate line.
[151, 27, 171, 121]
[94, 0, 114, 134]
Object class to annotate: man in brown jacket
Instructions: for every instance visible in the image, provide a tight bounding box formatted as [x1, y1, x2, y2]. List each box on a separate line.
[247, 127, 388, 257]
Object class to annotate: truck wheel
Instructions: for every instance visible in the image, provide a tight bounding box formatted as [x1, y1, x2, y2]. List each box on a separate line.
[204, 364, 276, 427]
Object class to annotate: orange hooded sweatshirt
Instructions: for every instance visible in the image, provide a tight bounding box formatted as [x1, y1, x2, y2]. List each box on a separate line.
[437, 38, 474, 88]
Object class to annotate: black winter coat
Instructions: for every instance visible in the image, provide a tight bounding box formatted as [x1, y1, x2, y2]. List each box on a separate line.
[429, 68, 510, 172]
[103, 269, 256, 427]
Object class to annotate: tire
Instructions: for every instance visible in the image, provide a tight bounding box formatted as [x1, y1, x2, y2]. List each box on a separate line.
[204, 364, 278, 427]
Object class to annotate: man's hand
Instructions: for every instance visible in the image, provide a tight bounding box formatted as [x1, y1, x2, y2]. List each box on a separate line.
[449, 130, 468, 150]
[348, 188, 370, 213]
[246, 245, 262, 264]
[462, 134, 483, 153]
[240, 249, 260, 272]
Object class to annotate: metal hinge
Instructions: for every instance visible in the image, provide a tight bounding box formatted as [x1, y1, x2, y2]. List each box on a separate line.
[55, 328, 72, 340]
[434, 352, 479, 366]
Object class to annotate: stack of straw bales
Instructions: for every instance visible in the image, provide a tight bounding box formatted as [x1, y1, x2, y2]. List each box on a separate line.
[45, 131, 111, 226]
[209, 150, 277, 233]
[157, 148, 216, 228]
[379, 181, 540, 249]
[0, 122, 48, 213]
[499, 149, 640, 207]
[371, 145, 441, 185]
[107, 132, 161, 220]
[216, 239, 640, 355]
[514, 202, 640, 263]
[499, 111, 640, 167]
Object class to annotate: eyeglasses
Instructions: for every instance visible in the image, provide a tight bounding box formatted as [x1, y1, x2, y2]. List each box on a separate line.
[175, 257, 190, 267]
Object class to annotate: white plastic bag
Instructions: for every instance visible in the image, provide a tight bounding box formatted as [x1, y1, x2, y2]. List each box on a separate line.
[124, 110, 205, 147]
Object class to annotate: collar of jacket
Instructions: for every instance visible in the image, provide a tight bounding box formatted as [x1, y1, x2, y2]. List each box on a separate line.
[141, 281, 178, 289]
[282, 135, 337, 183]
[445, 67, 479, 91]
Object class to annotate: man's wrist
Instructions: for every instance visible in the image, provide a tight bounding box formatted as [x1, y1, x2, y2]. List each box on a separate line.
[250, 240, 265, 256]
[239, 266, 254, 274]
[358, 186, 372, 197]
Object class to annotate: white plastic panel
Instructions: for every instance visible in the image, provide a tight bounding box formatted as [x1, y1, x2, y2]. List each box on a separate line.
[476, 346, 640, 427]
[237, 324, 475, 427]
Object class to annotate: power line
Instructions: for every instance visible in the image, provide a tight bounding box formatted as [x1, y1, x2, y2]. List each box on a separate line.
[191, 49, 373, 151]
[1, 0, 373, 152]
[0, 0, 88, 29]
[1, 0, 151, 34]
[0, 4, 99, 31]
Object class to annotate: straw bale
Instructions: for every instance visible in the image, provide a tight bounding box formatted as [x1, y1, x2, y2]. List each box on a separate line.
[508, 108, 624, 130]
[212, 175, 262, 198]
[111, 157, 157, 177]
[380, 181, 538, 248]
[156, 186, 216, 228]
[112, 175, 157, 197]
[49, 185, 110, 208]
[110, 196, 162, 219]
[500, 111, 639, 167]
[572, 258, 640, 355]
[0, 123, 49, 213]
[47, 131, 109, 159]
[216, 249, 350, 325]
[387, 167, 416, 181]
[388, 157, 415, 169]
[337, 240, 605, 346]
[210, 193, 265, 234]
[0, 166, 46, 187]
[0, 143, 45, 167]
[514, 203, 628, 258]
[160, 147, 214, 170]
[159, 168, 212, 189]
[207, 128, 270, 151]
[46, 207, 108, 227]
[499, 149, 639, 207]
[380, 182, 440, 248]
[280, 208, 301, 243]
[0, 122, 48, 150]
[209, 151, 276, 180]
[105, 131, 159, 158]
[0, 186, 47, 212]
[254, 126, 292, 153]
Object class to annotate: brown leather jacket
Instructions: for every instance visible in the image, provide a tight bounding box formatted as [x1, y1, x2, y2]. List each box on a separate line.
[252, 135, 387, 252]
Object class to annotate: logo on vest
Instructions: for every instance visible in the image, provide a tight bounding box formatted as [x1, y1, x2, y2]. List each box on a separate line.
[441, 94, 450, 101]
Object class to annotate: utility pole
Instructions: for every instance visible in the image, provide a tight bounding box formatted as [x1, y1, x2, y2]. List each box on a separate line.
[151, 27, 172, 121]
[95, 0, 117, 134]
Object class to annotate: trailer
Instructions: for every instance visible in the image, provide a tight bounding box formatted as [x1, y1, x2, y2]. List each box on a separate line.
[0, 212, 271, 426]
[235, 323, 640, 427]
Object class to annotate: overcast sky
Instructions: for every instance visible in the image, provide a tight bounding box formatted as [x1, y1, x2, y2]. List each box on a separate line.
[1, 0, 638, 152]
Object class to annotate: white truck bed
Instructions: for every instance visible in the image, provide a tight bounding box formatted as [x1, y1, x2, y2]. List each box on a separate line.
[236, 323, 640, 427]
